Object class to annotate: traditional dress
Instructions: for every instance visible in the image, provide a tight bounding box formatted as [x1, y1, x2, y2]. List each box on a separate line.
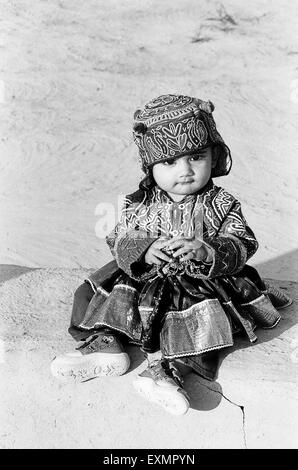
[72, 177, 292, 380]
[69, 94, 292, 381]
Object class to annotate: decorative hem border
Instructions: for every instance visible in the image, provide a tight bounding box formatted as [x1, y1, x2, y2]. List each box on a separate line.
[165, 298, 220, 318]
[163, 342, 234, 359]
[85, 278, 97, 294]
[275, 299, 293, 310]
[261, 316, 281, 329]
[240, 293, 266, 307]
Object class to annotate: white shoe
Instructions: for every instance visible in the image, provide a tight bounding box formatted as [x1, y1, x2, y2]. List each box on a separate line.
[51, 332, 130, 382]
[133, 360, 189, 415]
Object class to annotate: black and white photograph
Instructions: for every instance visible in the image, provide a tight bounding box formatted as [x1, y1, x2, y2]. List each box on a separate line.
[0, 0, 297, 452]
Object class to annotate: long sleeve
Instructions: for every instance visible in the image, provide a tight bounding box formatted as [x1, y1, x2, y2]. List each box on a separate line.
[189, 200, 259, 279]
[106, 194, 158, 280]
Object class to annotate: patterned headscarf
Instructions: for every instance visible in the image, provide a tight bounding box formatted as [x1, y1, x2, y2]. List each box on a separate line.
[133, 94, 232, 178]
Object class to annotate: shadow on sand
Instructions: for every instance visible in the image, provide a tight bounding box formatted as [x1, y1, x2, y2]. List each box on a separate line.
[0, 264, 38, 284]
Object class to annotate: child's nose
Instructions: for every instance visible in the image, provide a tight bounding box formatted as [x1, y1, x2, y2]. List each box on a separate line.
[178, 158, 194, 175]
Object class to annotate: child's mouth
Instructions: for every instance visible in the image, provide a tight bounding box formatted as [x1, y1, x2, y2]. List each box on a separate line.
[178, 179, 194, 184]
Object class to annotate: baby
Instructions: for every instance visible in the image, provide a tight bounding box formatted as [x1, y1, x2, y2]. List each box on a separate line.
[51, 94, 292, 416]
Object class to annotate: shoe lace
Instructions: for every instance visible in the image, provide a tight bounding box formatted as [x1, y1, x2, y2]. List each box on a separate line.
[164, 360, 184, 387]
[76, 332, 114, 351]
[76, 334, 99, 350]
[148, 359, 184, 387]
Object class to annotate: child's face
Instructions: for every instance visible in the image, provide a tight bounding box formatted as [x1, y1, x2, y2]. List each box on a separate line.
[152, 146, 215, 202]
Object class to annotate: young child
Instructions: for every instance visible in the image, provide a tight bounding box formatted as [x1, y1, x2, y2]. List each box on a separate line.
[51, 94, 292, 416]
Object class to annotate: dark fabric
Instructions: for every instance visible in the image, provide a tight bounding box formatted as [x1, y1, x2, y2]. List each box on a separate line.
[68, 277, 220, 380]
[68, 262, 291, 381]
[183, 350, 220, 381]
[68, 282, 95, 341]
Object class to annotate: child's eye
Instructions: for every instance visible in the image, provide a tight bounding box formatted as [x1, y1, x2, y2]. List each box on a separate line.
[190, 154, 205, 161]
[163, 160, 176, 166]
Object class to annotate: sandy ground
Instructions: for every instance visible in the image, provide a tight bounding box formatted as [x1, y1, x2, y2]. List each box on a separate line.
[0, 0, 298, 449]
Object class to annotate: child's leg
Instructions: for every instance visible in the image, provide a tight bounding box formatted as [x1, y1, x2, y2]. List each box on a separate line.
[51, 282, 130, 381]
[68, 282, 95, 342]
[181, 351, 219, 382]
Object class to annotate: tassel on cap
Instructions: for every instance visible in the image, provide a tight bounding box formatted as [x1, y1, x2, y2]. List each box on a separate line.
[134, 109, 142, 119]
[194, 99, 215, 114]
[133, 122, 148, 134]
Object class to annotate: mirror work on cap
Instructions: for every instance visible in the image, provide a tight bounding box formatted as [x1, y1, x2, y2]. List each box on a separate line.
[133, 94, 232, 178]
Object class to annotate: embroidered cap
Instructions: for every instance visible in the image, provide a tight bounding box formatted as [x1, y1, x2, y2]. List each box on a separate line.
[133, 94, 232, 177]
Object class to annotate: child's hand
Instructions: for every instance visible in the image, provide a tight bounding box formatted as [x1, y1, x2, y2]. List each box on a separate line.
[166, 236, 210, 262]
[144, 237, 173, 265]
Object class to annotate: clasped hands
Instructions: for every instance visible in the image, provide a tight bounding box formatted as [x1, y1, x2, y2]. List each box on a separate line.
[144, 236, 210, 266]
